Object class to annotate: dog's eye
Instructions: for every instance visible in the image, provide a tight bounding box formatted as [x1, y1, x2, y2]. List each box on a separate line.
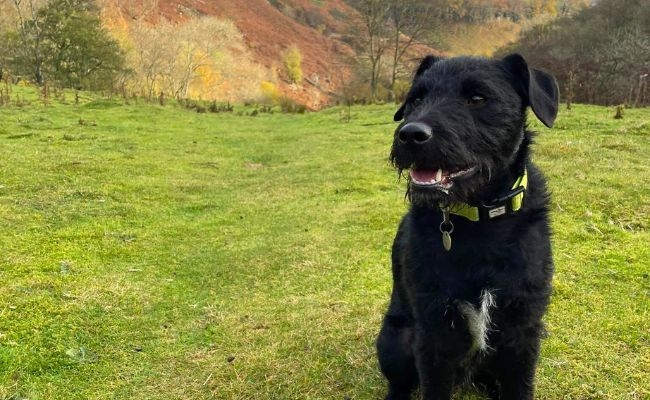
[467, 95, 486, 106]
[403, 97, 423, 115]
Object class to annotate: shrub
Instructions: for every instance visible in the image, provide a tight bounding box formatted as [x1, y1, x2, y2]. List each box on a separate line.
[279, 96, 306, 114]
[283, 46, 303, 84]
[260, 81, 282, 104]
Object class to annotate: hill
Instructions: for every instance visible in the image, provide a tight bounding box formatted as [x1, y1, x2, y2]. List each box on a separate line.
[2, 1, 591, 107]
[21, 1, 585, 108]
[102, 0, 363, 109]
[501, 0, 649, 106]
[102, 0, 544, 108]
[155, 0, 366, 108]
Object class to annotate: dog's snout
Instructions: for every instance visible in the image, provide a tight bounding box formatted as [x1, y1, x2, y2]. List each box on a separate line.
[398, 122, 432, 145]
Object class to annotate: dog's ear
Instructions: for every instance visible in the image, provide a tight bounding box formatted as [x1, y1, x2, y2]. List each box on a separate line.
[414, 55, 442, 79]
[503, 53, 559, 128]
[394, 55, 443, 121]
[394, 105, 406, 122]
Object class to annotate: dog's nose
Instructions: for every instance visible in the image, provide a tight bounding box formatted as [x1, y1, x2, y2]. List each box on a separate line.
[398, 122, 432, 144]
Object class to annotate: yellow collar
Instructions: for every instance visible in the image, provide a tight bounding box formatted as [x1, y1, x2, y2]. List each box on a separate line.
[442, 169, 528, 222]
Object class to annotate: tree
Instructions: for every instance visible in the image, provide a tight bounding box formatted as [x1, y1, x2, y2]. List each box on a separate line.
[354, 0, 392, 102]
[3, 0, 124, 90]
[283, 45, 303, 85]
[388, 0, 442, 99]
[166, 18, 241, 99]
[351, 0, 452, 102]
[40, 0, 124, 90]
[124, 16, 259, 101]
[0, 1, 18, 80]
[503, 0, 649, 106]
[7, 0, 49, 84]
[128, 22, 167, 98]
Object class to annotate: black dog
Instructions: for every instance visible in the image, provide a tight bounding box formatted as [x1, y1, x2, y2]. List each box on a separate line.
[376, 54, 559, 400]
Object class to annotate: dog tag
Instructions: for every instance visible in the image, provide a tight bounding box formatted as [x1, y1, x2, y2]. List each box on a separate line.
[442, 231, 452, 251]
[439, 208, 454, 251]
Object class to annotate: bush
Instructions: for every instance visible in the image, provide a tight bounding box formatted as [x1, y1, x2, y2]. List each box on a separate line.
[260, 81, 282, 104]
[283, 46, 303, 84]
[208, 101, 234, 113]
[279, 96, 306, 114]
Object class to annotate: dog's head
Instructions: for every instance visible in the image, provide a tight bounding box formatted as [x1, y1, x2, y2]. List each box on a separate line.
[391, 53, 559, 206]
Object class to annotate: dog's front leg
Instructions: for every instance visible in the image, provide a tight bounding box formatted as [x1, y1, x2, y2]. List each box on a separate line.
[413, 326, 458, 400]
[495, 336, 541, 400]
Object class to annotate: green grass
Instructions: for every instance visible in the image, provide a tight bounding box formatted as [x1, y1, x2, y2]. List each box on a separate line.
[0, 87, 648, 399]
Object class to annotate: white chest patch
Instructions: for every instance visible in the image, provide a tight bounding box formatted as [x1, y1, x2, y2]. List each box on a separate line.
[457, 290, 496, 353]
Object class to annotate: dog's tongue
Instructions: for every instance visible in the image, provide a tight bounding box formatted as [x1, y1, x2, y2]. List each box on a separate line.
[410, 169, 446, 184]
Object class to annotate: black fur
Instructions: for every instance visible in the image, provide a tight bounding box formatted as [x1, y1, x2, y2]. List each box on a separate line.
[376, 54, 559, 400]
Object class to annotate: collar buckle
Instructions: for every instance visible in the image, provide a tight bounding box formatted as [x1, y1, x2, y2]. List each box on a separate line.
[479, 186, 525, 220]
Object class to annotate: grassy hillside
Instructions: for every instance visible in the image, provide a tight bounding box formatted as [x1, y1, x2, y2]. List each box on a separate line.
[0, 88, 648, 399]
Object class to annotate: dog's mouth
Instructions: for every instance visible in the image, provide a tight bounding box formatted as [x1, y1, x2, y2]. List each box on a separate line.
[409, 166, 477, 192]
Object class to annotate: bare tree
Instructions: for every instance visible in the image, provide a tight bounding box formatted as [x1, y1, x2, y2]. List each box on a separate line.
[356, 0, 391, 102]
[129, 23, 167, 98]
[0, 1, 15, 80]
[507, 0, 649, 106]
[11, 0, 49, 84]
[388, 0, 439, 99]
[168, 18, 240, 98]
[126, 17, 258, 101]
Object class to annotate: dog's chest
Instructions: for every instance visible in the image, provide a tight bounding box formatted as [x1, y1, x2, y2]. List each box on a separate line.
[400, 214, 527, 353]
[456, 289, 496, 353]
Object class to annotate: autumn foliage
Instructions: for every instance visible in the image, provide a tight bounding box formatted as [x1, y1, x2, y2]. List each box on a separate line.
[283, 46, 303, 85]
[101, 4, 269, 103]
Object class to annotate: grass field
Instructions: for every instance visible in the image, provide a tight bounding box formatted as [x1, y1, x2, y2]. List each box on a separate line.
[0, 87, 648, 399]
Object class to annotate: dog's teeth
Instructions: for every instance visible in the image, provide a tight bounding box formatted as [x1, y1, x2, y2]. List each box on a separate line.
[436, 169, 442, 182]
